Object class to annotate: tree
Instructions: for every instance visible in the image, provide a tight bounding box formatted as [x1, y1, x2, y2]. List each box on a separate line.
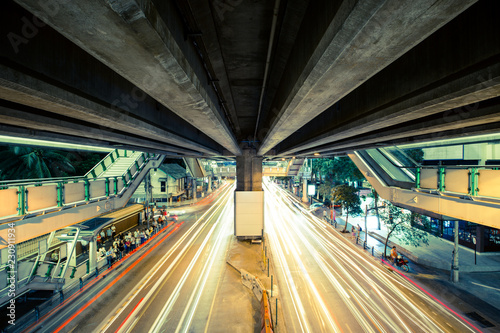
[331, 184, 362, 232]
[380, 203, 429, 258]
[318, 180, 334, 204]
[0, 146, 75, 180]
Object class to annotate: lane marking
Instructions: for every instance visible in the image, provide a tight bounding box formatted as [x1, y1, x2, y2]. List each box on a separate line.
[471, 281, 500, 292]
[115, 298, 144, 333]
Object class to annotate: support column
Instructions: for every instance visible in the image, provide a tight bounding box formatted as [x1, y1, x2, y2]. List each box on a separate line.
[192, 178, 197, 202]
[67, 241, 77, 268]
[236, 149, 262, 191]
[234, 149, 263, 238]
[302, 178, 308, 203]
[89, 238, 97, 272]
[207, 176, 212, 193]
[452, 221, 459, 283]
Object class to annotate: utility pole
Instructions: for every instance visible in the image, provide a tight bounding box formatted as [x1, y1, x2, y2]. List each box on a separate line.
[451, 221, 459, 282]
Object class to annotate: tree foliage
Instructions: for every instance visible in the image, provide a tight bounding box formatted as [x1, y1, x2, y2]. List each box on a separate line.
[331, 184, 362, 232]
[0, 146, 106, 180]
[379, 203, 429, 257]
[312, 157, 364, 184]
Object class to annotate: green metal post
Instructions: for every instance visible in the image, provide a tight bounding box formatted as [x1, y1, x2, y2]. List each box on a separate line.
[110, 153, 115, 163]
[122, 175, 128, 187]
[87, 260, 90, 274]
[469, 168, 479, 196]
[135, 160, 140, 172]
[105, 178, 110, 196]
[84, 179, 90, 201]
[90, 169, 97, 178]
[100, 160, 107, 171]
[276, 298, 278, 327]
[415, 167, 421, 189]
[438, 167, 445, 192]
[57, 182, 64, 207]
[124, 150, 128, 157]
[114, 177, 118, 194]
[271, 275, 273, 297]
[127, 169, 133, 181]
[17, 186, 27, 215]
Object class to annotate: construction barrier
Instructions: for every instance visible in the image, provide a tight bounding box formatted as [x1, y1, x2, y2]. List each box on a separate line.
[261, 290, 273, 333]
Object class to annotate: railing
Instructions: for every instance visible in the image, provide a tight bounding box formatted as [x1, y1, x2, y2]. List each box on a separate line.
[0, 151, 156, 221]
[415, 165, 500, 200]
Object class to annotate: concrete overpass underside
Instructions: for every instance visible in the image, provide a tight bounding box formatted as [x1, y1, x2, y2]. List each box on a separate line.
[1, 0, 500, 225]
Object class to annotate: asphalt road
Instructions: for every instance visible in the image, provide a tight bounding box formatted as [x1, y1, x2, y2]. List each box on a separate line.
[25, 183, 235, 333]
[264, 180, 482, 333]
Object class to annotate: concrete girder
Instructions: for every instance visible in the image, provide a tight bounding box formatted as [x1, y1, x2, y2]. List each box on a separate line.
[0, 64, 219, 156]
[258, 0, 477, 155]
[0, 104, 204, 156]
[14, 0, 241, 156]
[292, 96, 500, 156]
[276, 0, 500, 156]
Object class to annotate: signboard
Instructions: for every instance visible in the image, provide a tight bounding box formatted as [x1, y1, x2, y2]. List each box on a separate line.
[307, 184, 316, 196]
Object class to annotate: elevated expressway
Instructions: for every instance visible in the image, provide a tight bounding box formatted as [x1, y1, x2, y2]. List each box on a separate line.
[1, 1, 500, 261]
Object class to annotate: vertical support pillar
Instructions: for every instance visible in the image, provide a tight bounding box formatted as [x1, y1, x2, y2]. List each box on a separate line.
[192, 178, 197, 202]
[67, 240, 77, 268]
[207, 176, 212, 193]
[235, 149, 263, 238]
[452, 221, 459, 282]
[476, 225, 485, 253]
[89, 237, 97, 272]
[302, 178, 308, 203]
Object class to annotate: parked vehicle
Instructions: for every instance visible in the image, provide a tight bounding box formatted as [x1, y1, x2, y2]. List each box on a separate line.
[309, 202, 323, 211]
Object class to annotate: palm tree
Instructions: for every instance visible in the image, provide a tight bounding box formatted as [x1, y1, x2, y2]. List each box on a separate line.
[0, 146, 75, 180]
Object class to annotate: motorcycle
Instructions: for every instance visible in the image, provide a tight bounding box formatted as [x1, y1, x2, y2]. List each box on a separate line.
[394, 255, 410, 272]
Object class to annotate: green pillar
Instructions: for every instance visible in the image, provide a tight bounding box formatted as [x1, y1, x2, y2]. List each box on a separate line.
[438, 167, 445, 192]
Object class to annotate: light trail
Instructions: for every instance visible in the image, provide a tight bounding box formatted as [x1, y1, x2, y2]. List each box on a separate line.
[263, 180, 481, 333]
[103, 184, 235, 333]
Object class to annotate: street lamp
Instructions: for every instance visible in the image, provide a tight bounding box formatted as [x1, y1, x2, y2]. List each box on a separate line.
[473, 236, 477, 265]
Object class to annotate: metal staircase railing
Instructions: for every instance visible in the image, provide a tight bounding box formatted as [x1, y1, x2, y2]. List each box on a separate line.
[0, 150, 155, 222]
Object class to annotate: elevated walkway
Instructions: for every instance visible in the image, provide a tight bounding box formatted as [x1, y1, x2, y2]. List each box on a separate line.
[0, 150, 165, 300]
[349, 149, 500, 229]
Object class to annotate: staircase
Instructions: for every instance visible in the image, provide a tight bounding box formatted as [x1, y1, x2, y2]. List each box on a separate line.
[96, 151, 143, 178]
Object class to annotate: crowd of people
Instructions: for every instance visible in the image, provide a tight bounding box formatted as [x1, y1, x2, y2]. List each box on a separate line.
[98, 209, 172, 268]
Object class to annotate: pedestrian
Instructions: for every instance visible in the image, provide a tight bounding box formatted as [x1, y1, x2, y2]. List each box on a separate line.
[124, 238, 129, 254]
[323, 210, 327, 221]
[81, 240, 88, 255]
[100, 229, 106, 242]
[111, 225, 116, 237]
[351, 226, 356, 240]
[106, 228, 113, 240]
[106, 247, 113, 268]
[130, 237, 136, 251]
[356, 224, 361, 242]
[390, 246, 398, 263]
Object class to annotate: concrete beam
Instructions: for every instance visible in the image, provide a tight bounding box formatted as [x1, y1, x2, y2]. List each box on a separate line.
[13, 0, 241, 155]
[0, 64, 219, 156]
[258, 0, 477, 155]
[277, 0, 500, 156]
[295, 97, 500, 155]
[0, 103, 204, 156]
